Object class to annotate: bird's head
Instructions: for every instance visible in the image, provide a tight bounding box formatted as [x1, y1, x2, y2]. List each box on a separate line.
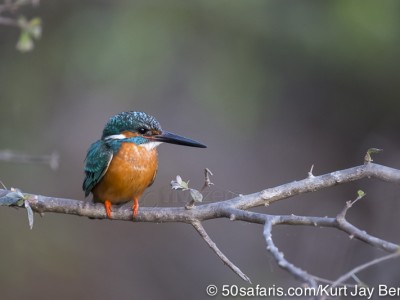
[102, 111, 206, 149]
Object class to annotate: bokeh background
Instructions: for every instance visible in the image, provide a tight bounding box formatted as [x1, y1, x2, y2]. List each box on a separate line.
[1, 1, 400, 299]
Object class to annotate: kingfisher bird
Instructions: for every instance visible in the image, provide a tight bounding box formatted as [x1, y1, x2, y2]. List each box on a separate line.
[83, 111, 206, 219]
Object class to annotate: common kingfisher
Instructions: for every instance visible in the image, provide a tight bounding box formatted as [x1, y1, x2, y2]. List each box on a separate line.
[83, 111, 206, 219]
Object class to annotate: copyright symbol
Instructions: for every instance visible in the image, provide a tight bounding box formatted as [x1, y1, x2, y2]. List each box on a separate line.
[206, 284, 218, 296]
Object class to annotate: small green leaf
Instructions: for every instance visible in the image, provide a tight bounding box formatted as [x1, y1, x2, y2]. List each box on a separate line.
[357, 190, 365, 198]
[364, 148, 383, 163]
[189, 189, 203, 203]
[367, 148, 383, 155]
[24, 200, 34, 230]
[16, 30, 34, 52]
[180, 181, 189, 190]
[28, 17, 42, 39]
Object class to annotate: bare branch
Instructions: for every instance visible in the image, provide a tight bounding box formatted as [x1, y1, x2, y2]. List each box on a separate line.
[234, 163, 400, 210]
[308, 164, 315, 178]
[334, 194, 398, 252]
[191, 220, 251, 283]
[201, 168, 214, 191]
[263, 218, 317, 288]
[1, 163, 399, 220]
[1, 162, 400, 285]
[265, 199, 399, 289]
[273, 215, 399, 253]
[336, 190, 365, 220]
[0, 150, 59, 170]
[331, 251, 400, 288]
[0, 16, 18, 26]
[0, 0, 39, 13]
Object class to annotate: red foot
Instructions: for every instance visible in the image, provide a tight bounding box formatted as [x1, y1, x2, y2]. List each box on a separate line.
[133, 198, 139, 218]
[104, 200, 112, 219]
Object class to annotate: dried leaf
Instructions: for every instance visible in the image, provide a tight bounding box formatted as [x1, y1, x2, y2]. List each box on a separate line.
[170, 175, 189, 190]
[170, 180, 182, 190]
[364, 148, 383, 163]
[189, 189, 203, 203]
[24, 200, 34, 230]
[202, 168, 214, 189]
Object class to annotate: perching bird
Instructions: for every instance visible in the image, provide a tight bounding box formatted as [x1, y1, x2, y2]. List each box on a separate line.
[83, 111, 206, 218]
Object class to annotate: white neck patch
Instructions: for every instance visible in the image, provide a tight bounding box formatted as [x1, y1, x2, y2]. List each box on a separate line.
[105, 134, 126, 140]
[139, 141, 163, 150]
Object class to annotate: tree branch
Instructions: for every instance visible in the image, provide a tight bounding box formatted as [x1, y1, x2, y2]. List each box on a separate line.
[191, 220, 251, 283]
[331, 251, 400, 288]
[1, 162, 400, 285]
[2, 163, 399, 220]
[263, 217, 318, 288]
[0, 150, 59, 170]
[0, 16, 18, 26]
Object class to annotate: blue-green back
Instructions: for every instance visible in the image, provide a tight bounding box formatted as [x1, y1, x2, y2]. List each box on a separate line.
[82, 140, 114, 196]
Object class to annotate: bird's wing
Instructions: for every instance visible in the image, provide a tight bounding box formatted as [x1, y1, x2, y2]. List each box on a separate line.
[82, 140, 113, 197]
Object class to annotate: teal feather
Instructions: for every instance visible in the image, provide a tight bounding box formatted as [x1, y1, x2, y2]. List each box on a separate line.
[82, 140, 114, 197]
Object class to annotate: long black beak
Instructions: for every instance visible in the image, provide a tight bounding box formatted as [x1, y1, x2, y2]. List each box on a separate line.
[151, 131, 207, 148]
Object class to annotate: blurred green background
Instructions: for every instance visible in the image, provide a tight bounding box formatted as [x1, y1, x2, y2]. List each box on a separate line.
[1, 1, 400, 299]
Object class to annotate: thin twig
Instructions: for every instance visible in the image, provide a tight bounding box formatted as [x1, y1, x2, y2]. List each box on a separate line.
[0, 0, 39, 13]
[337, 191, 365, 220]
[331, 251, 400, 288]
[308, 164, 315, 178]
[0, 16, 18, 26]
[0, 150, 59, 170]
[334, 192, 398, 253]
[310, 275, 357, 288]
[191, 220, 251, 283]
[185, 168, 214, 209]
[201, 168, 214, 191]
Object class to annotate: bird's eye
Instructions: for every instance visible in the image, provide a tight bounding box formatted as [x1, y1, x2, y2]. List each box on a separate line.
[138, 127, 148, 134]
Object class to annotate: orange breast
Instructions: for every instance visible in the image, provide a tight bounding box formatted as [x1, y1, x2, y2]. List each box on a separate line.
[92, 142, 158, 205]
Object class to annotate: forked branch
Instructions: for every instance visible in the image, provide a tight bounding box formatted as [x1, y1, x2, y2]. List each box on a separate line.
[1, 162, 399, 287]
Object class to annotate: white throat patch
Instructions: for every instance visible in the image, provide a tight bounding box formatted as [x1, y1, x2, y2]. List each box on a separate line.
[139, 141, 163, 150]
